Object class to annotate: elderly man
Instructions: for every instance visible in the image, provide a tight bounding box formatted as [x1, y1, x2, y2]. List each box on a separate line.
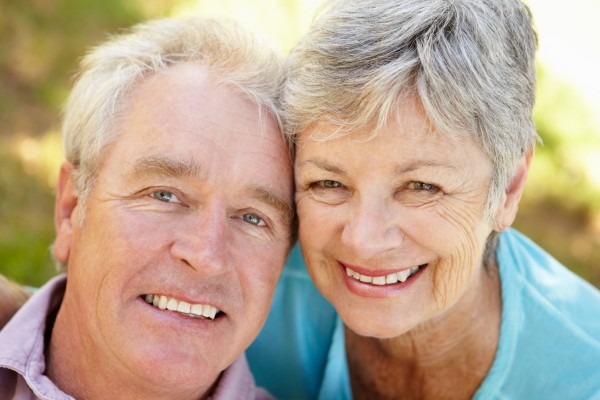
[0, 17, 294, 399]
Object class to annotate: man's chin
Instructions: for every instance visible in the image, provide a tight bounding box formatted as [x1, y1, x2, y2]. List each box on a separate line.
[125, 344, 227, 391]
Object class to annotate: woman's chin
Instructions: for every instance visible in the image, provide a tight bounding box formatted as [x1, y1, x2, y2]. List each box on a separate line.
[341, 311, 416, 339]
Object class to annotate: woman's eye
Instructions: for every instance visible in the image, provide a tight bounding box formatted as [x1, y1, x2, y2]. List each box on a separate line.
[242, 213, 265, 226]
[151, 190, 181, 203]
[317, 180, 342, 188]
[407, 181, 438, 191]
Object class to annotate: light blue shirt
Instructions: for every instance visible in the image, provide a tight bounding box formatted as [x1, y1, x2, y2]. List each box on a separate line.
[247, 229, 600, 399]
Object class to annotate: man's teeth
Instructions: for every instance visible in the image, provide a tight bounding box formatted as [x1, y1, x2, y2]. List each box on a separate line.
[346, 266, 422, 285]
[143, 294, 219, 319]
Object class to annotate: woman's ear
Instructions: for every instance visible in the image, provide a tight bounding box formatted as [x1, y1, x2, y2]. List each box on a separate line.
[53, 162, 79, 264]
[493, 149, 533, 232]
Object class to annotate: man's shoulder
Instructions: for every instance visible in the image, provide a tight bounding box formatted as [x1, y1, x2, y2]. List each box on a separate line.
[210, 354, 274, 400]
[0, 275, 68, 400]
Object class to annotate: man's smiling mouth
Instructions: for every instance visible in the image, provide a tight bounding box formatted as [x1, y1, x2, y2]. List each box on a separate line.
[141, 294, 221, 319]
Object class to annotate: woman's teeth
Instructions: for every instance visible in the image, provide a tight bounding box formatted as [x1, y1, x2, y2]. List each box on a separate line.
[143, 294, 219, 319]
[345, 265, 423, 285]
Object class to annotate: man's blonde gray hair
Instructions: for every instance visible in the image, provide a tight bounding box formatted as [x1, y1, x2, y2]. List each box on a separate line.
[282, 0, 539, 219]
[62, 17, 287, 202]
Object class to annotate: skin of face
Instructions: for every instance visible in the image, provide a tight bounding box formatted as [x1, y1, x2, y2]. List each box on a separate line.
[295, 97, 520, 339]
[50, 62, 294, 399]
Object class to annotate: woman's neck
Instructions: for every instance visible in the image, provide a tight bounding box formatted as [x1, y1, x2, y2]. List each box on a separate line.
[346, 260, 502, 400]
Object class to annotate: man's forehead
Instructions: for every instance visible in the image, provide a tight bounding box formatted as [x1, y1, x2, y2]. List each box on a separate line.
[122, 63, 288, 151]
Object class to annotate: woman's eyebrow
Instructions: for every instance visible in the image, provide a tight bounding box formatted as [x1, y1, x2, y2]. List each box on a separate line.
[298, 157, 457, 176]
[296, 157, 347, 175]
[393, 160, 458, 176]
[126, 155, 206, 182]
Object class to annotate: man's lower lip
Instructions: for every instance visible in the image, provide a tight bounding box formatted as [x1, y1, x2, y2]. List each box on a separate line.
[340, 264, 425, 298]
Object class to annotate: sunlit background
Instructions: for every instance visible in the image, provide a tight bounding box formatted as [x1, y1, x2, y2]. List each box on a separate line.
[1, 0, 598, 288]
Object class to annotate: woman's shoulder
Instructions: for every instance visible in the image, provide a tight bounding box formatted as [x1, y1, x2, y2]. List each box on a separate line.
[499, 227, 600, 334]
[481, 230, 600, 398]
[499, 228, 600, 325]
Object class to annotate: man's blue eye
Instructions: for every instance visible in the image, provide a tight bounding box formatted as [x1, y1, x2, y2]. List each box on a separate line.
[242, 213, 264, 226]
[151, 191, 178, 202]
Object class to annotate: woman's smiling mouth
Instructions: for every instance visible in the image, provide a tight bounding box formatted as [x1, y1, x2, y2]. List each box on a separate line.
[343, 264, 428, 286]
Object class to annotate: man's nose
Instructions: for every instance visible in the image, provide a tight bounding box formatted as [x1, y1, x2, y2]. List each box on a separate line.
[340, 198, 404, 259]
[170, 204, 230, 275]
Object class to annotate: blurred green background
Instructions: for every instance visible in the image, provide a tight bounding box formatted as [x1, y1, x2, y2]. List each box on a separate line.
[1, 0, 599, 289]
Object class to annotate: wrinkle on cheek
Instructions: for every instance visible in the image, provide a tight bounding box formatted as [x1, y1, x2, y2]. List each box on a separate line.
[294, 191, 310, 207]
[300, 230, 336, 294]
[431, 207, 486, 311]
[435, 195, 484, 224]
[320, 257, 340, 302]
[432, 252, 473, 311]
[298, 198, 337, 231]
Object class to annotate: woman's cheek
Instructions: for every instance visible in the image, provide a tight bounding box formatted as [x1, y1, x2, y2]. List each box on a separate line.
[431, 230, 490, 311]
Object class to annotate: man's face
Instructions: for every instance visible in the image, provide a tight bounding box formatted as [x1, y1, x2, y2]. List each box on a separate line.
[53, 63, 293, 393]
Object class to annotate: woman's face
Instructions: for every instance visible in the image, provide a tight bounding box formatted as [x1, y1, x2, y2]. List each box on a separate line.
[295, 99, 497, 338]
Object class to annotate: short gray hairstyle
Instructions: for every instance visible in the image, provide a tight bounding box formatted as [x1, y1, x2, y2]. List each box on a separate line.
[282, 0, 539, 218]
[62, 17, 288, 202]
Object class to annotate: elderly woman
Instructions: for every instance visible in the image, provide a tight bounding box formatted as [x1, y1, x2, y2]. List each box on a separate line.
[246, 0, 600, 398]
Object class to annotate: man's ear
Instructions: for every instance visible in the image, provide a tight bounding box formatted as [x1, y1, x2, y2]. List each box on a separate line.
[493, 149, 533, 232]
[53, 162, 79, 264]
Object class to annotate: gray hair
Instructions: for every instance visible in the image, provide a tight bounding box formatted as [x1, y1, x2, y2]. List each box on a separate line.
[62, 17, 288, 203]
[282, 0, 538, 219]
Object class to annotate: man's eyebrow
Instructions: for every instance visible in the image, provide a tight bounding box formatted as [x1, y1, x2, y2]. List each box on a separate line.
[246, 186, 295, 225]
[127, 156, 206, 182]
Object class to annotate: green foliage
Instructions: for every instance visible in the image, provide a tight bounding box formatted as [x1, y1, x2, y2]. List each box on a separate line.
[0, 150, 56, 287]
[530, 67, 600, 212]
[514, 65, 600, 288]
[0, 0, 158, 286]
[0, 0, 598, 291]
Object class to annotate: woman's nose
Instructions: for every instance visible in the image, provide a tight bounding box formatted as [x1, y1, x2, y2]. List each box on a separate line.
[340, 198, 404, 259]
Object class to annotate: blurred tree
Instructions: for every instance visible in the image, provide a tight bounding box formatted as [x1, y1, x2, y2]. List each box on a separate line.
[0, 0, 179, 286]
[0, 145, 55, 287]
[0, 0, 149, 138]
[514, 66, 600, 287]
[0, 0, 598, 290]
